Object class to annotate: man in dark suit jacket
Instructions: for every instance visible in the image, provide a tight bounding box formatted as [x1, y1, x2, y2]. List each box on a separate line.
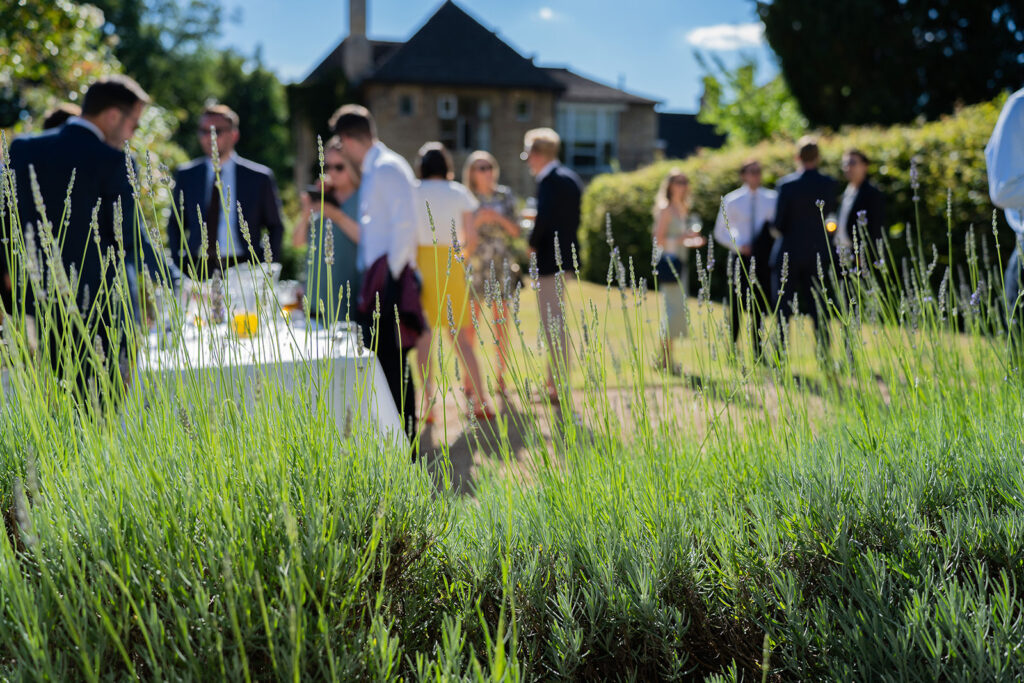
[771, 137, 838, 352]
[167, 104, 284, 277]
[522, 127, 582, 402]
[838, 148, 886, 252]
[8, 75, 179, 387]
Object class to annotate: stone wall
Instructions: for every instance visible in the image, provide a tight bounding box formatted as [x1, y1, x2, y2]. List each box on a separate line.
[364, 83, 556, 198]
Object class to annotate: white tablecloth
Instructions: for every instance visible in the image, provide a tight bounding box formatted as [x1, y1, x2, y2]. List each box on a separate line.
[135, 319, 407, 448]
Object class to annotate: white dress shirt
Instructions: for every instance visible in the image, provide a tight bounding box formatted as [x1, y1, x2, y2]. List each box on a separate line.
[985, 87, 1024, 236]
[415, 180, 479, 246]
[358, 141, 419, 278]
[713, 184, 778, 252]
[65, 116, 105, 142]
[206, 154, 244, 257]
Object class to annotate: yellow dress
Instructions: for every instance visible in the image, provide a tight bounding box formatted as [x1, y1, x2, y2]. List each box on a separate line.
[418, 245, 470, 330]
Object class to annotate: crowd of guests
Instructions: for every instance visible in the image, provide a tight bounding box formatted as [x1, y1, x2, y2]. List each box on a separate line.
[4, 72, 1022, 449]
[652, 137, 891, 372]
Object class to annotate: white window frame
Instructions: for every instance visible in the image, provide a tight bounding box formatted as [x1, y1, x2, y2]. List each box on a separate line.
[437, 94, 457, 120]
[556, 102, 623, 174]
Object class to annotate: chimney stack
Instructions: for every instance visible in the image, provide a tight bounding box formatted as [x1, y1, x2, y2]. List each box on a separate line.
[344, 0, 371, 84]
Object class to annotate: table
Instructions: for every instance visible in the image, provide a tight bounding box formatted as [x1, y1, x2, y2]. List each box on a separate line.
[135, 317, 407, 448]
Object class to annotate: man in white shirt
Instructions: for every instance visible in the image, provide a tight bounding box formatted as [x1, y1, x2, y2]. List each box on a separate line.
[168, 104, 285, 276]
[985, 87, 1024, 346]
[331, 104, 421, 443]
[713, 160, 777, 360]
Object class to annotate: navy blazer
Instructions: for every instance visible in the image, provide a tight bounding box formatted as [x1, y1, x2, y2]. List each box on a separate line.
[8, 123, 178, 321]
[167, 156, 285, 272]
[529, 164, 583, 276]
[771, 168, 839, 269]
[842, 179, 886, 246]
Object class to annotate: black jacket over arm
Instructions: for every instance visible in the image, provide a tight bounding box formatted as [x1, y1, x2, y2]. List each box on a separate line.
[843, 180, 886, 245]
[167, 155, 285, 273]
[770, 168, 839, 270]
[528, 164, 583, 276]
[9, 124, 179, 320]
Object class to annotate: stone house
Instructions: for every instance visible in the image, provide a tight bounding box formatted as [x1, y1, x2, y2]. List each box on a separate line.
[292, 0, 659, 196]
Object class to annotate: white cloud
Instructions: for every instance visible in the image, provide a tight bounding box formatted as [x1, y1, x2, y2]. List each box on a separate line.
[685, 23, 764, 50]
[538, 7, 559, 21]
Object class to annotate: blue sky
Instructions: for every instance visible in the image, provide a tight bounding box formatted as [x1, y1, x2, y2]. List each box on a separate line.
[217, 0, 778, 113]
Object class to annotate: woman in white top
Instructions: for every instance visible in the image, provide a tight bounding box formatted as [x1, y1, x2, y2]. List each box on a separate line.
[652, 168, 705, 374]
[413, 142, 494, 421]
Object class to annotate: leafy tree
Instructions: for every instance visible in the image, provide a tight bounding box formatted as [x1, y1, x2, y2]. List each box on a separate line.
[755, 0, 1024, 127]
[696, 54, 808, 146]
[0, 1, 119, 128]
[214, 48, 292, 182]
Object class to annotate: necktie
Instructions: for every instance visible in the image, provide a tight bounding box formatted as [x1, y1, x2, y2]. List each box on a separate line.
[205, 177, 220, 270]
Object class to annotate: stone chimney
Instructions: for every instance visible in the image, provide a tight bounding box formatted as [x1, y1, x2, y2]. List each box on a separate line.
[344, 0, 371, 84]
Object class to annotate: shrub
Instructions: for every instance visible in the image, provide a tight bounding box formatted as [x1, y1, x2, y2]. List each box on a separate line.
[580, 95, 1012, 297]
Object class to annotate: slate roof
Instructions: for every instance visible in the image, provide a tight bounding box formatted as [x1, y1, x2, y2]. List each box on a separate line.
[541, 67, 659, 105]
[364, 1, 562, 90]
[657, 113, 727, 159]
[300, 38, 402, 86]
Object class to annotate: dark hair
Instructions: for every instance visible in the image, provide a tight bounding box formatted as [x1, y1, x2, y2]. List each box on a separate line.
[42, 103, 81, 130]
[200, 103, 240, 129]
[80, 75, 150, 117]
[797, 136, 820, 164]
[739, 158, 761, 175]
[329, 104, 375, 141]
[416, 141, 453, 180]
[845, 148, 869, 166]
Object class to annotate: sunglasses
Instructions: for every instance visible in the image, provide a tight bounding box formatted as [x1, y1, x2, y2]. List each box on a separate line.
[198, 127, 233, 136]
[671, 178, 689, 186]
[473, 164, 493, 172]
[326, 163, 347, 172]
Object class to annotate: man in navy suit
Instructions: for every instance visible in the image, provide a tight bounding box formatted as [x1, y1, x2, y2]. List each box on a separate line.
[522, 127, 583, 403]
[167, 104, 284, 277]
[7, 75, 180, 387]
[771, 137, 838, 355]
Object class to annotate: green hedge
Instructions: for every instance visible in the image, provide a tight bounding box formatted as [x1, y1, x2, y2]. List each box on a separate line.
[581, 95, 1013, 296]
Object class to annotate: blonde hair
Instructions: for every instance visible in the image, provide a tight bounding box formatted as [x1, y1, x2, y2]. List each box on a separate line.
[653, 168, 691, 218]
[523, 127, 560, 159]
[462, 150, 501, 192]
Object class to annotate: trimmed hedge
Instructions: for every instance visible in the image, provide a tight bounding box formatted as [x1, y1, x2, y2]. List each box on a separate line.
[580, 95, 1013, 296]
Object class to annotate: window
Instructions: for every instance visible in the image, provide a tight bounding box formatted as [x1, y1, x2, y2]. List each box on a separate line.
[437, 94, 457, 119]
[515, 99, 532, 122]
[556, 104, 621, 174]
[437, 95, 492, 152]
[398, 94, 414, 117]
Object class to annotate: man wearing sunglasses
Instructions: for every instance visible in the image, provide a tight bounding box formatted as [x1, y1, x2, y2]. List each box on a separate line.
[167, 104, 285, 277]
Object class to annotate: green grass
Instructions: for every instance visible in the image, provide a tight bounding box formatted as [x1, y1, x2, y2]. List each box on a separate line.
[2, 141, 1024, 680]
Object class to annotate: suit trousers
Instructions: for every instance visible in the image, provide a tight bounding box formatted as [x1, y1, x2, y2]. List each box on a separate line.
[536, 273, 570, 384]
[358, 277, 418, 452]
[772, 259, 830, 351]
[1006, 238, 1023, 351]
[728, 253, 771, 358]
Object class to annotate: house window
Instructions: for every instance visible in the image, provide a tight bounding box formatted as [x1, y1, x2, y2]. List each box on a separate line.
[437, 94, 457, 119]
[437, 96, 492, 152]
[398, 94, 414, 117]
[556, 104, 621, 174]
[515, 99, 532, 122]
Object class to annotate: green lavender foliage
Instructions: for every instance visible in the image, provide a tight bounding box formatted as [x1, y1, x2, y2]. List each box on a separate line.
[1, 130, 1023, 680]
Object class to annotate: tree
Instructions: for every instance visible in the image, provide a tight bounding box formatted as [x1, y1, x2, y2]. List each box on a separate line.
[0, 1, 119, 128]
[696, 54, 808, 145]
[755, 0, 1024, 127]
[214, 48, 292, 182]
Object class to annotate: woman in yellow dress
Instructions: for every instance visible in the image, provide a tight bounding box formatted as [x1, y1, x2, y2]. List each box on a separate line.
[413, 142, 495, 421]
